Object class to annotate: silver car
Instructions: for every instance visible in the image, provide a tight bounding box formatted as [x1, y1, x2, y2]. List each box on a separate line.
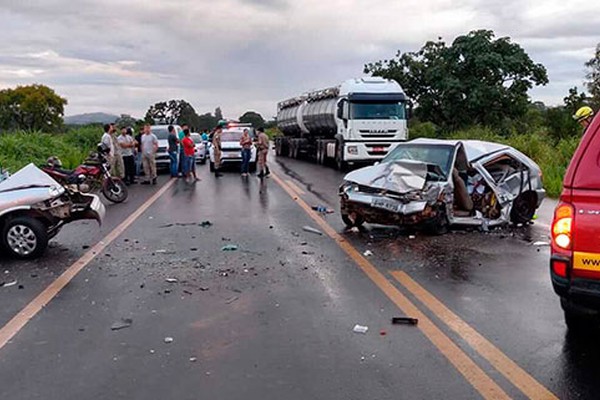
[0, 164, 105, 259]
[339, 138, 545, 233]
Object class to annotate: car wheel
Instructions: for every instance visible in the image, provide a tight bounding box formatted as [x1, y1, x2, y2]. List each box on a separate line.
[209, 161, 215, 172]
[342, 212, 364, 228]
[424, 207, 449, 235]
[2, 217, 48, 259]
[336, 140, 347, 171]
[510, 192, 537, 224]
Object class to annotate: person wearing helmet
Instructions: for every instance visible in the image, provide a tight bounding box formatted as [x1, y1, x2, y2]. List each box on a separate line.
[573, 106, 595, 129]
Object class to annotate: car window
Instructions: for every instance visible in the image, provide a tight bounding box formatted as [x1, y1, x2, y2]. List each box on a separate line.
[191, 135, 202, 144]
[383, 144, 455, 177]
[483, 153, 528, 192]
[151, 127, 169, 140]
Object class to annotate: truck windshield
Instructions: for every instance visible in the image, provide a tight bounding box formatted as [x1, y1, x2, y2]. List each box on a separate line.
[382, 144, 455, 177]
[350, 102, 406, 120]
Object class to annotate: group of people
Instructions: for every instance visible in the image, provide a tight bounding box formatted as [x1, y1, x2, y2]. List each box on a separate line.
[101, 123, 159, 185]
[211, 124, 270, 178]
[167, 124, 200, 182]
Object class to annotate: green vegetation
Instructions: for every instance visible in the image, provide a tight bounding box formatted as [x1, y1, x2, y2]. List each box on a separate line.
[0, 125, 100, 173]
[0, 84, 67, 132]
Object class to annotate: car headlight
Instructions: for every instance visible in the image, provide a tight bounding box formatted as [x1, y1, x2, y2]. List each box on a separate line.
[340, 181, 359, 193]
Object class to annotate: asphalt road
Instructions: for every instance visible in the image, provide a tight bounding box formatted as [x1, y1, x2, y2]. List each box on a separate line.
[0, 153, 595, 400]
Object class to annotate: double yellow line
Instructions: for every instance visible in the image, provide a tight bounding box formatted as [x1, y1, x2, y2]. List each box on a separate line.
[271, 172, 557, 400]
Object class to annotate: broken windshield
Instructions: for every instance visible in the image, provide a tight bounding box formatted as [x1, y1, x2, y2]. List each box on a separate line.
[382, 144, 455, 178]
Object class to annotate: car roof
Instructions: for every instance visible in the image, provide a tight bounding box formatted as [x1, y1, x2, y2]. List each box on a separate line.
[408, 138, 509, 162]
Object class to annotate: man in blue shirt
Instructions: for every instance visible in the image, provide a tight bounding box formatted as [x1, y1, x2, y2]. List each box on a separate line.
[178, 124, 188, 175]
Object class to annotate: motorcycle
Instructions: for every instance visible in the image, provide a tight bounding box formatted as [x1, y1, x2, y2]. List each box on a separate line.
[42, 144, 128, 203]
[0, 164, 105, 259]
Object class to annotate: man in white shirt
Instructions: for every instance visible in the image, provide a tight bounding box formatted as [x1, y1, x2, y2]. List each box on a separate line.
[118, 127, 137, 184]
[101, 124, 114, 157]
[140, 124, 159, 185]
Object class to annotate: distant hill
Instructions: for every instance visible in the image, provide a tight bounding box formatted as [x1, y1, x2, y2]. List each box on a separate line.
[64, 112, 119, 125]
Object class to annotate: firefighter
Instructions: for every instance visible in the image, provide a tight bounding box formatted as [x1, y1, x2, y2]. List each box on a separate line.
[573, 106, 595, 129]
[212, 125, 223, 177]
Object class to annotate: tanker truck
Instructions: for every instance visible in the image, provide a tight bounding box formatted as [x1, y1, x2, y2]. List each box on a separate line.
[275, 77, 408, 170]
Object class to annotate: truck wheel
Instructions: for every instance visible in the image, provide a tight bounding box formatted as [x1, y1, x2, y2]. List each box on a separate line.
[209, 161, 215, 172]
[336, 142, 347, 171]
[2, 217, 48, 259]
[317, 142, 324, 165]
[342, 212, 364, 228]
[510, 192, 537, 224]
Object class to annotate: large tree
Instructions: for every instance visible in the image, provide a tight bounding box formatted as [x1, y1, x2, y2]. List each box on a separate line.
[585, 43, 600, 109]
[145, 99, 201, 128]
[239, 111, 265, 128]
[0, 84, 67, 132]
[364, 30, 549, 130]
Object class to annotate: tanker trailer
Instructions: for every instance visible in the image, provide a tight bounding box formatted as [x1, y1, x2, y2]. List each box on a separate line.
[275, 77, 408, 170]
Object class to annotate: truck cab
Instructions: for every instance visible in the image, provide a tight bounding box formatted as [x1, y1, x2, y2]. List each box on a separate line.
[550, 112, 600, 330]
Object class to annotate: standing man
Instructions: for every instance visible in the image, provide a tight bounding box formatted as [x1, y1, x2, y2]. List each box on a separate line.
[101, 123, 114, 164]
[134, 127, 143, 177]
[256, 127, 270, 178]
[118, 127, 137, 185]
[178, 124, 188, 176]
[167, 125, 179, 178]
[110, 124, 125, 179]
[239, 128, 252, 177]
[141, 124, 159, 185]
[181, 128, 197, 182]
[212, 125, 223, 178]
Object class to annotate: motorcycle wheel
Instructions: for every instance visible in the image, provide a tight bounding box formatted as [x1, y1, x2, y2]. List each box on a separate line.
[102, 178, 128, 203]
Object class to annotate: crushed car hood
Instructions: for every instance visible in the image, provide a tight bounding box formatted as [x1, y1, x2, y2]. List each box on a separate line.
[0, 163, 61, 193]
[344, 160, 429, 193]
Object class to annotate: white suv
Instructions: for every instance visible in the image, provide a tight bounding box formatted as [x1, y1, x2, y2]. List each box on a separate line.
[151, 124, 182, 170]
[209, 124, 257, 172]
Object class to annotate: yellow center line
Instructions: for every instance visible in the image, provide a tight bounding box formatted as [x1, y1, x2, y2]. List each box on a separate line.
[271, 172, 510, 400]
[285, 180, 306, 195]
[391, 271, 557, 400]
[0, 179, 176, 351]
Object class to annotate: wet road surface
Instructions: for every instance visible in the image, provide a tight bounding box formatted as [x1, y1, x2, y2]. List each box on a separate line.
[0, 154, 596, 399]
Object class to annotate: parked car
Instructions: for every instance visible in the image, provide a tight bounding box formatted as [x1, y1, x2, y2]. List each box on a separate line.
[209, 123, 257, 172]
[550, 113, 600, 330]
[0, 164, 105, 259]
[339, 138, 545, 233]
[191, 133, 208, 164]
[151, 125, 182, 170]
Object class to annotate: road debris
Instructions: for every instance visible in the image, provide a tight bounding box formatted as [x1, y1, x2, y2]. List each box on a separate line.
[221, 245, 238, 252]
[226, 296, 239, 304]
[532, 241, 550, 247]
[312, 205, 334, 214]
[165, 278, 179, 283]
[1, 281, 17, 288]
[189, 357, 197, 363]
[302, 226, 323, 236]
[353, 324, 369, 334]
[199, 220, 212, 228]
[408, 235, 416, 240]
[380, 330, 387, 336]
[392, 317, 419, 326]
[363, 250, 373, 257]
[110, 318, 133, 331]
[164, 337, 174, 344]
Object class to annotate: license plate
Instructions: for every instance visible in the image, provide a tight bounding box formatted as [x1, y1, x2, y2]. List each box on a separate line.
[573, 252, 600, 271]
[373, 147, 385, 153]
[371, 198, 399, 212]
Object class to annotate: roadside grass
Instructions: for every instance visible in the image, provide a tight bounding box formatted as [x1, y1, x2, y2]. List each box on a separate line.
[0, 126, 100, 173]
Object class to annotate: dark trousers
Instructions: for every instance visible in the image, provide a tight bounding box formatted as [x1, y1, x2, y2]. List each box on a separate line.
[241, 148, 251, 173]
[123, 155, 136, 183]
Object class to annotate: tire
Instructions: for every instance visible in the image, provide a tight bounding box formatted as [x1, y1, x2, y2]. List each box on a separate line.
[424, 207, 449, 235]
[209, 161, 215, 172]
[336, 140, 347, 171]
[510, 192, 537, 224]
[2, 217, 48, 259]
[342, 212, 364, 228]
[317, 142, 324, 165]
[102, 178, 128, 203]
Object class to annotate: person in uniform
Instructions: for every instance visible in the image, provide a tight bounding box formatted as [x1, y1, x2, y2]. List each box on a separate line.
[573, 106, 595, 130]
[256, 127, 270, 178]
[212, 125, 223, 177]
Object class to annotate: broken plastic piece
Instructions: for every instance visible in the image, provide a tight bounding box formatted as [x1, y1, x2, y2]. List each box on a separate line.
[111, 318, 133, 331]
[532, 241, 550, 246]
[302, 226, 323, 235]
[221, 245, 239, 251]
[1, 281, 17, 288]
[164, 337, 174, 343]
[392, 317, 418, 325]
[165, 278, 178, 283]
[363, 250, 373, 257]
[353, 324, 369, 334]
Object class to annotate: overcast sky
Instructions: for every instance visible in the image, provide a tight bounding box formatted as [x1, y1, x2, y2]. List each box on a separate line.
[1, 0, 598, 120]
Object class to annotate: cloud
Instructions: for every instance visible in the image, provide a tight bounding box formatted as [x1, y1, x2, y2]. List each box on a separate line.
[0, 0, 599, 119]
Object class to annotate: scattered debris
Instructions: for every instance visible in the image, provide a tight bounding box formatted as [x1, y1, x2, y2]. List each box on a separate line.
[312, 205, 334, 214]
[302, 226, 323, 236]
[363, 250, 373, 257]
[408, 235, 416, 240]
[226, 296, 239, 304]
[189, 357, 197, 363]
[199, 221, 212, 228]
[353, 324, 369, 334]
[82, 245, 90, 250]
[532, 241, 550, 247]
[199, 287, 210, 291]
[156, 249, 167, 254]
[291, 232, 300, 237]
[165, 278, 178, 283]
[183, 290, 193, 295]
[221, 245, 238, 252]
[380, 330, 387, 336]
[164, 337, 174, 344]
[190, 248, 198, 251]
[111, 318, 133, 331]
[392, 317, 418, 326]
[1, 281, 17, 288]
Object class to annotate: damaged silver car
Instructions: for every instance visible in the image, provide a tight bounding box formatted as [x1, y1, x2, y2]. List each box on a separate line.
[339, 138, 545, 233]
[0, 164, 105, 259]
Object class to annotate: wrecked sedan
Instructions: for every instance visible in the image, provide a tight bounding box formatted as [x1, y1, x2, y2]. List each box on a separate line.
[339, 138, 545, 233]
[0, 164, 105, 259]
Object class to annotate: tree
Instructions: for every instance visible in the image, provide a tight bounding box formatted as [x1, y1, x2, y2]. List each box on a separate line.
[364, 30, 549, 130]
[145, 99, 201, 129]
[585, 43, 600, 109]
[563, 87, 588, 113]
[0, 84, 67, 132]
[214, 107, 223, 122]
[115, 114, 138, 129]
[239, 111, 265, 128]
